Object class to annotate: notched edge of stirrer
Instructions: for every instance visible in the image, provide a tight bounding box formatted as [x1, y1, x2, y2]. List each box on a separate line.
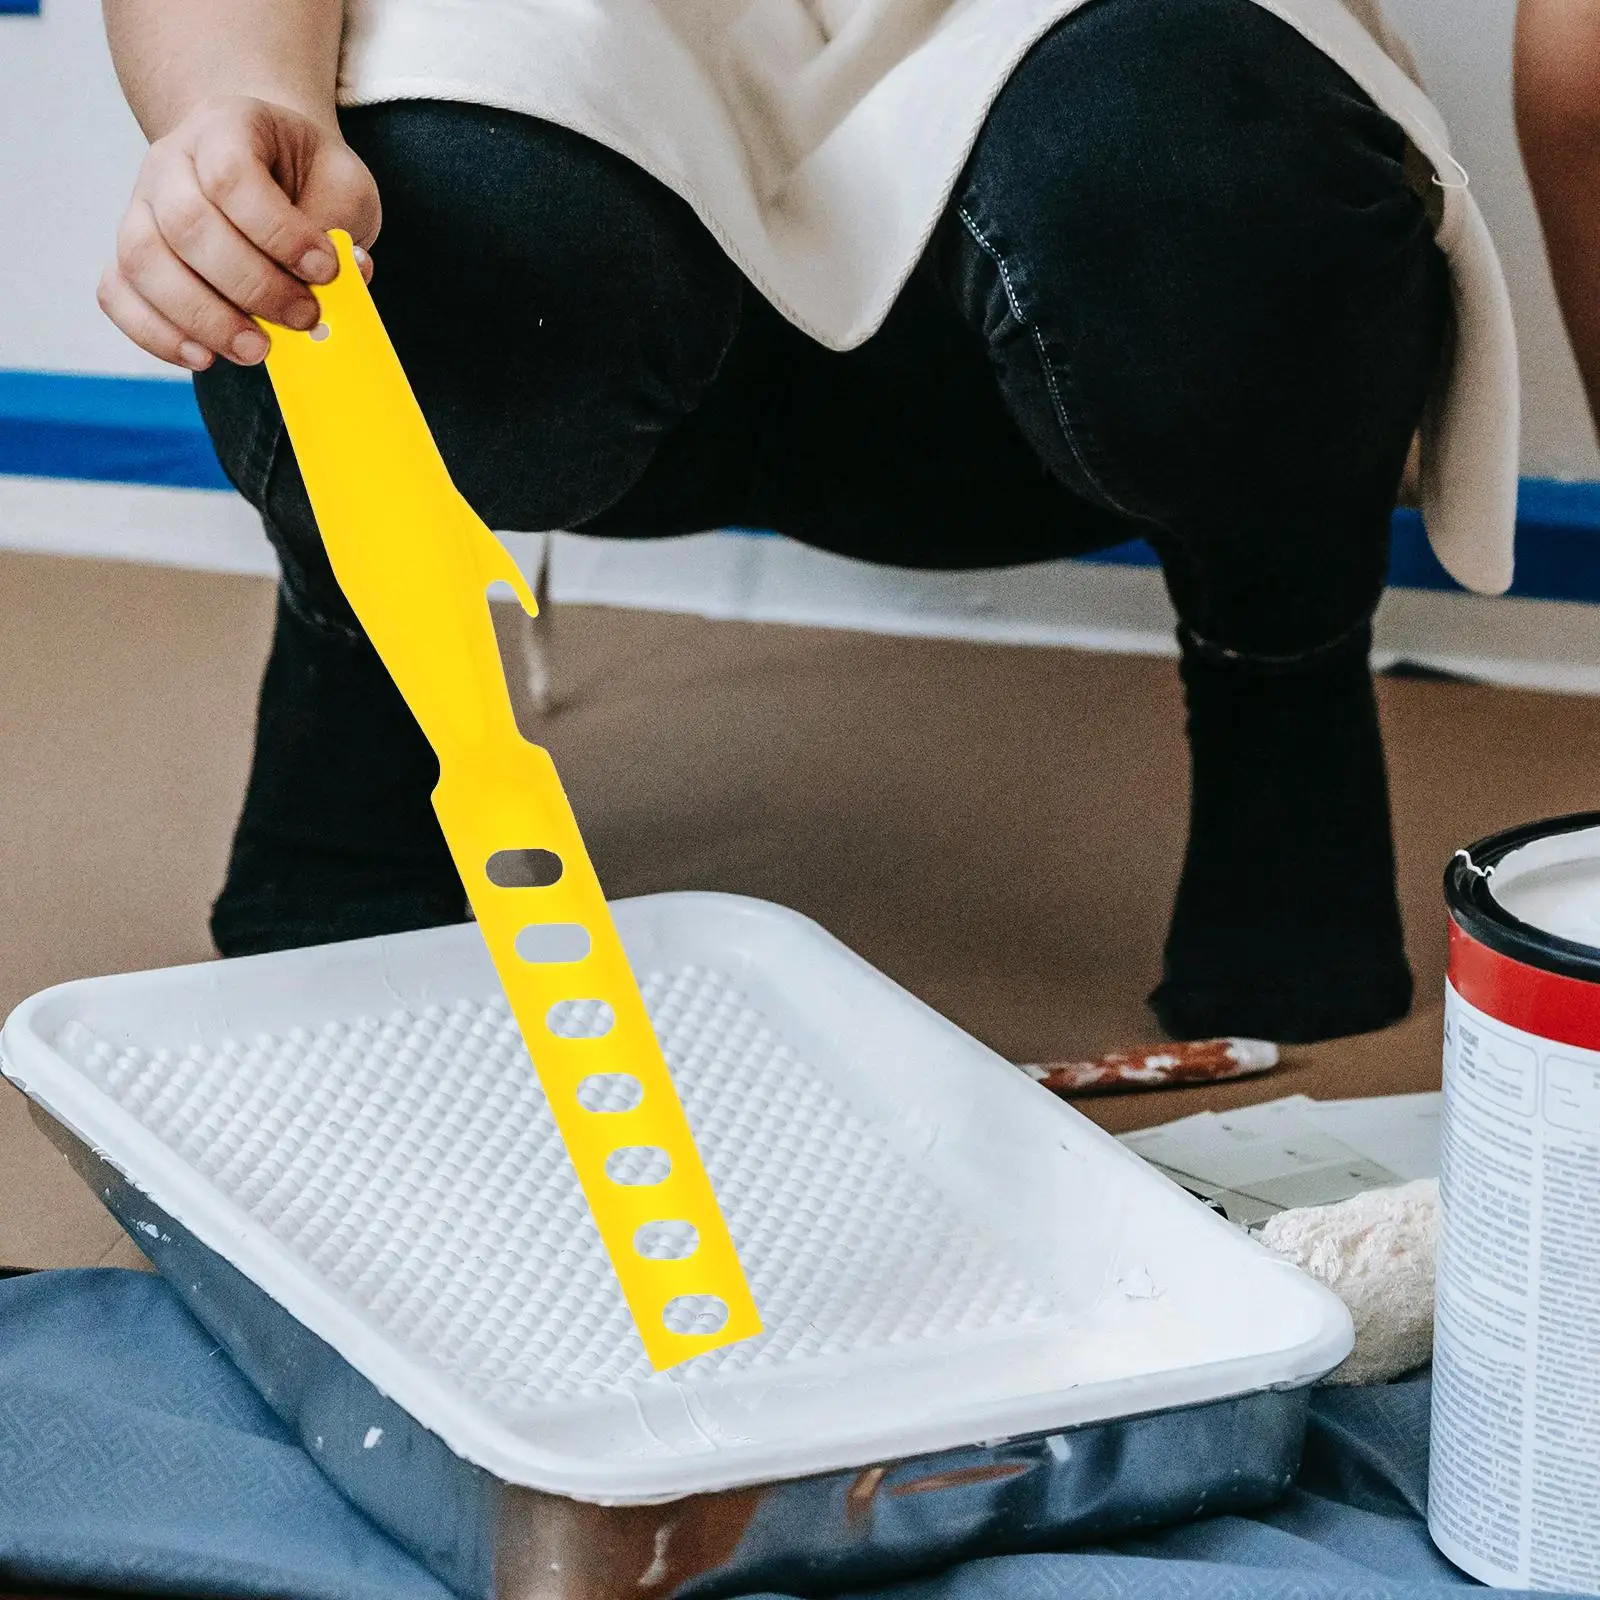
[258, 229, 542, 626]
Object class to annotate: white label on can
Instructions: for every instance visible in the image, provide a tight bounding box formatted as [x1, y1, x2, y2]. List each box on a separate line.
[1431, 983, 1600, 1592]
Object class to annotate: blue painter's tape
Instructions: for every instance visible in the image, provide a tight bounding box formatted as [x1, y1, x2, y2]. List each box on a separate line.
[1074, 502, 1600, 606]
[736, 499, 1600, 603]
[3, 368, 1599, 603]
[0, 370, 229, 490]
[0, 2, 42, 14]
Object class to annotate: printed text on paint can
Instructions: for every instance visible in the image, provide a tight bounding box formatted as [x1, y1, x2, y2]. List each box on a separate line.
[1430, 985, 1600, 1592]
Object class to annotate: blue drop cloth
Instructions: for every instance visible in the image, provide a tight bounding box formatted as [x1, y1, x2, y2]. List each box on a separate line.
[0, 1269, 1584, 1599]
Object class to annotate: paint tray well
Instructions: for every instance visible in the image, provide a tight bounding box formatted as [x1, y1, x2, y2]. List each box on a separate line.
[1, 892, 1350, 1504]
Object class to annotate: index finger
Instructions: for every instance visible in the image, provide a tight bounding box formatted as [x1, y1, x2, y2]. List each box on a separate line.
[192, 136, 338, 284]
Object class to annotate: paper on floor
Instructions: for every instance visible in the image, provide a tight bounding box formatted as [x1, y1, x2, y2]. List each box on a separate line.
[1120, 1093, 1441, 1223]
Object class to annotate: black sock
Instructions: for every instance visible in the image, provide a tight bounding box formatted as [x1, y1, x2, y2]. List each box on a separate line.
[1149, 620, 1412, 1043]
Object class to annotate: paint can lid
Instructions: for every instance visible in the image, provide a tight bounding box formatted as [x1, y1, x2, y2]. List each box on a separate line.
[1446, 812, 1600, 982]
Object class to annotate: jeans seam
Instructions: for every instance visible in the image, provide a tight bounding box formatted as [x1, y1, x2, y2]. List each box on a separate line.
[237, 387, 287, 508]
[277, 570, 366, 646]
[956, 205, 1142, 522]
[252, 416, 368, 646]
[1180, 615, 1373, 670]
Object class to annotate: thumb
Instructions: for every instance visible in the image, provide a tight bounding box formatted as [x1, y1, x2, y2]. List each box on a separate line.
[297, 137, 383, 255]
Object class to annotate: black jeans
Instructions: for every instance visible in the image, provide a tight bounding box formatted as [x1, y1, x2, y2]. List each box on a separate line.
[195, 0, 1448, 1037]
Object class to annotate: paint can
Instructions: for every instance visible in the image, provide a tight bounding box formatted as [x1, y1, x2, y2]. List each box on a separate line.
[1432, 813, 1600, 1592]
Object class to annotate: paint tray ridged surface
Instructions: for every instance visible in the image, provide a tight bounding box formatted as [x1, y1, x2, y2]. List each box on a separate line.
[1, 893, 1350, 1502]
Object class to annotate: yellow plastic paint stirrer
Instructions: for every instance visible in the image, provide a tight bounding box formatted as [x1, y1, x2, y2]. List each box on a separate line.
[258, 231, 760, 1370]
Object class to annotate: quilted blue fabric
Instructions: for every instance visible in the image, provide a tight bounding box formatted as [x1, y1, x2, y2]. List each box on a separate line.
[0, 1269, 1579, 1598]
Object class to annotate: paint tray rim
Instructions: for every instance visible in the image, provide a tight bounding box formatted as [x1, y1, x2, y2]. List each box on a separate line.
[1, 891, 1352, 1501]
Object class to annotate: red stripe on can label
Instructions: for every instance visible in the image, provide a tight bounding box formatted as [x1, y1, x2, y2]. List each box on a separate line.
[1448, 919, 1600, 1052]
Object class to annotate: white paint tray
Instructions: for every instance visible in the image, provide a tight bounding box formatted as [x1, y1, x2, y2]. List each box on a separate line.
[2, 892, 1350, 1507]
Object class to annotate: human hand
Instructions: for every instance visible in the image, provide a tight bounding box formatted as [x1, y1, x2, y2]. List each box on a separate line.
[99, 95, 380, 372]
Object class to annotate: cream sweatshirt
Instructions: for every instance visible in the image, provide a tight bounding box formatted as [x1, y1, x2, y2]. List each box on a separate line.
[339, 0, 1519, 593]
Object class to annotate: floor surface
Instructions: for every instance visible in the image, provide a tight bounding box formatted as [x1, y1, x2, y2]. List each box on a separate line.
[3, 548, 1598, 1267]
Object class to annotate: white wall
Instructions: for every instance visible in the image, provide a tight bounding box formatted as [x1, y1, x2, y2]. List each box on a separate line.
[2, 0, 1596, 474]
[0, 4, 162, 377]
[1382, 0, 1600, 478]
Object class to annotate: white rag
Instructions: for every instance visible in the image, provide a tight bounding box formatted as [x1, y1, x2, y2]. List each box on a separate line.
[1259, 1178, 1437, 1386]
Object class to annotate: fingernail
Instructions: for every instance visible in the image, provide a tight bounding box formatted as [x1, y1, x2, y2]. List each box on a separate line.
[178, 340, 213, 371]
[353, 244, 373, 275]
[289, 298, 322, 331]
[231, 329, 269, 364]
[298, 245, 337, 283]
